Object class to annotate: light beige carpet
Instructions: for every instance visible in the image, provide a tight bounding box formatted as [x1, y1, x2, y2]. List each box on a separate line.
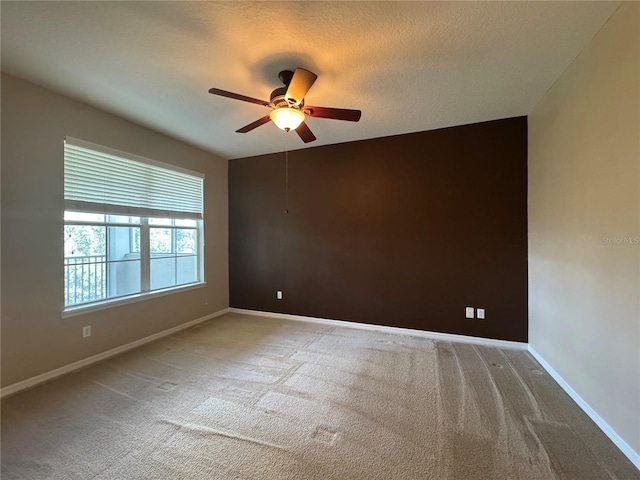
[2, 312, 638, 479]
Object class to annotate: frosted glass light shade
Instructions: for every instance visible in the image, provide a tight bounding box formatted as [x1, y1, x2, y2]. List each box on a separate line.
[270, 108, 305, 131]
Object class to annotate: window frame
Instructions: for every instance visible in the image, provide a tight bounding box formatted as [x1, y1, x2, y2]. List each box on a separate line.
[62, 137, 206, 317]
[63, 213, 205, 316]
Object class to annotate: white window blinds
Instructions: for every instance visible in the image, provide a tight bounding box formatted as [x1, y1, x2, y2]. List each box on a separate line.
[64, 137, 204, 219]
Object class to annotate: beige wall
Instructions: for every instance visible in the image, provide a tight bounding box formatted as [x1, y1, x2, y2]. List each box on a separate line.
[1, 74, 229, 387]
[529, 2, 639, 456]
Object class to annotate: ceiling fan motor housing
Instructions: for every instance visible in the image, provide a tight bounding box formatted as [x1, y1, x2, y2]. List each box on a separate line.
[270, 86, 303, 109]
[273, 70, 304, 107]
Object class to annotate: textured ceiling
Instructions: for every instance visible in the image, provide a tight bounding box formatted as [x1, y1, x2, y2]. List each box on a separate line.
[1, 1, 619, 160]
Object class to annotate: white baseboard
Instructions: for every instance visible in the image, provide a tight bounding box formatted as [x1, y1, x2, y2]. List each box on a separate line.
[0, 307, 230, 399]
[228, 308, 528, 350]
[528, 345, 640, 470]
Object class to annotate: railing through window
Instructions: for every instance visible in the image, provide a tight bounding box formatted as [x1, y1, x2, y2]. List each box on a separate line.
[64, 255, 107, 306]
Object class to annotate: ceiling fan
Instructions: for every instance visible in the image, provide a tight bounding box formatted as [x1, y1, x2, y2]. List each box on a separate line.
[208, 68, 361, 143]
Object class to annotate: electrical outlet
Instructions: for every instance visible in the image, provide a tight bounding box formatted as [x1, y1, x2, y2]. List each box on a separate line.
[465, 307, 474, 319]
[477, 308, 485, 319]
[82, 325, 91, 338]
[277, 290, 283, 300]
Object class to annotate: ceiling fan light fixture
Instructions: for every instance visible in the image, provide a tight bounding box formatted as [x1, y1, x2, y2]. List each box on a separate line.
[270, 107, 305, 132]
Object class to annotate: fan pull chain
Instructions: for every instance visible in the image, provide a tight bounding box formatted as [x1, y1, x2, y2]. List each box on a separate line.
[285, 149, 289, 214]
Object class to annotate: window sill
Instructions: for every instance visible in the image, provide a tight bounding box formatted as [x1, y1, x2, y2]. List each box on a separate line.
[62, 282, 207, 318]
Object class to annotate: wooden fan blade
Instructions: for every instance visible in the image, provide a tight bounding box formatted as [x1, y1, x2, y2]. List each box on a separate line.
[295, 121, 316, 143]
[303, 106, 361, 122]
[236, 115, 272, 133]
[285, 68, 317, 105]
[208, 88, 270, 107]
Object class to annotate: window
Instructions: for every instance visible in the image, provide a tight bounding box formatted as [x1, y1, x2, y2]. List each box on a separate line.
[63, 137, 204, 311]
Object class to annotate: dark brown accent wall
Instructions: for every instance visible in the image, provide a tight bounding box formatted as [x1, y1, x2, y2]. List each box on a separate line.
[229, 117, 528, 341]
